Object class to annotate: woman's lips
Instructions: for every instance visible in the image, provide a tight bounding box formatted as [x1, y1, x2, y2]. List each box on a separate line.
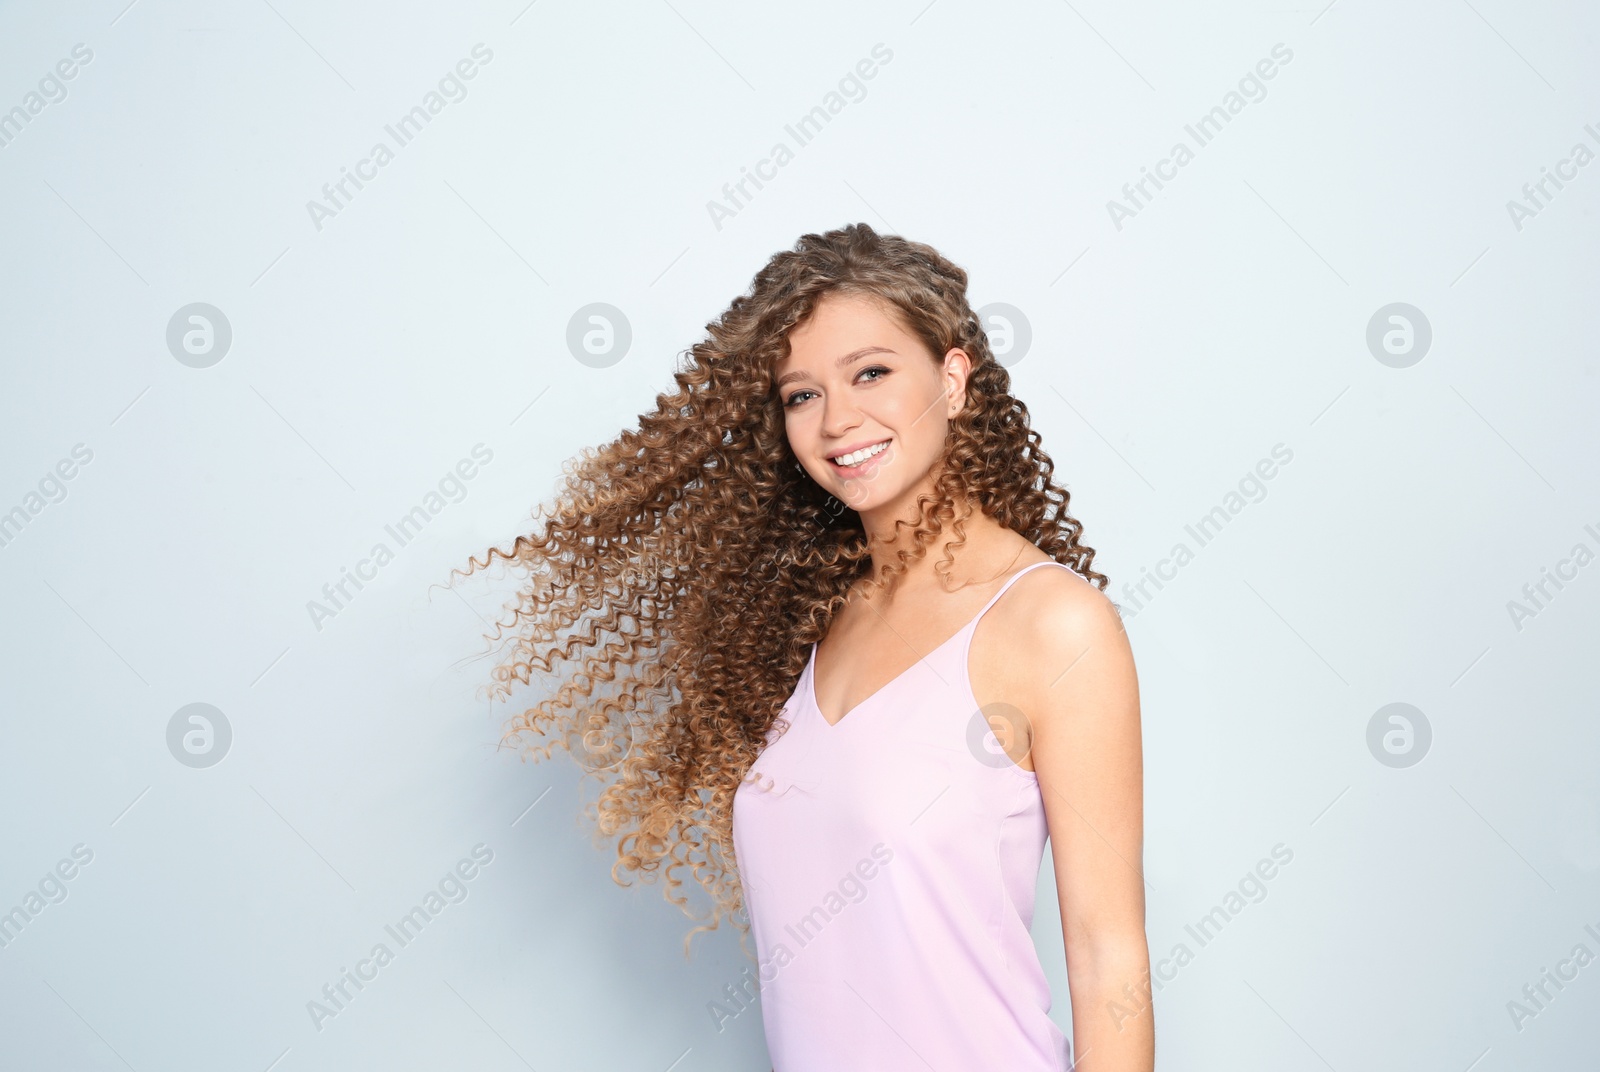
[828, 438, 892, 478]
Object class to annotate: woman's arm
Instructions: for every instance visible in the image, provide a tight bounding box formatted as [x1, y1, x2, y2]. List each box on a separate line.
[1020, 574, 1152, 1072]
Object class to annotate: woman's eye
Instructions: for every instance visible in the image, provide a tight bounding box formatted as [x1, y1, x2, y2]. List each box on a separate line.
[784, 368, 887, 407]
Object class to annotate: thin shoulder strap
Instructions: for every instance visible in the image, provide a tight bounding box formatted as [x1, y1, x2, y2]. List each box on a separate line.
[970, 559, 1073, 623]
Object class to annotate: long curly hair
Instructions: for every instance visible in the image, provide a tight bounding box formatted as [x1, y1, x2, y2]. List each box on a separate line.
[454, 222, 1107, 957]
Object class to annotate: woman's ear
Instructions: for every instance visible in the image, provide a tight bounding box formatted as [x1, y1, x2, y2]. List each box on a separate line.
[943, 347, 973, 416]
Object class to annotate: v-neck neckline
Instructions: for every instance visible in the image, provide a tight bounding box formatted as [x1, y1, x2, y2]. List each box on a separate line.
[804, 561, 1056, 729]
[805, 628, 968, 729]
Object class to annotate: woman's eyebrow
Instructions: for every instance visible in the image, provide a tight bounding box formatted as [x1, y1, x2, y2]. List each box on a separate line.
[774, 346, 896, 388]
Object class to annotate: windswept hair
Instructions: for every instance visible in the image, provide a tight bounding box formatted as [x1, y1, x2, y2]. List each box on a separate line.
[454, 222, 1107, 956]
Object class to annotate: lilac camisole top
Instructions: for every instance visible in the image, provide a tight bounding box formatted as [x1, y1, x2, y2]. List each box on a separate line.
[731, 560, 1079, 1071]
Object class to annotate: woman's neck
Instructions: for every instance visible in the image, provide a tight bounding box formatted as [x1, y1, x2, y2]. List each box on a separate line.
[858, 494, 1026, 594]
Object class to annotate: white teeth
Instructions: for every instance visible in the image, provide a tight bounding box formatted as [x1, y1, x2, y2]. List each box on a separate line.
[831, 441, 890, 467]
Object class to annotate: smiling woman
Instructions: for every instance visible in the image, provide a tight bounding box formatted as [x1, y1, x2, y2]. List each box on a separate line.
[456, 223, 1150, 1072]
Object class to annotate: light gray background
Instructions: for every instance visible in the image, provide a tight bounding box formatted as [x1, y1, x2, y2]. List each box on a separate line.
[1, 0, 1596, 1069]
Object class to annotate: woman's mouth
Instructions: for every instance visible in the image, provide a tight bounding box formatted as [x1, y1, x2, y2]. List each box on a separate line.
[828, 439, 892, 475]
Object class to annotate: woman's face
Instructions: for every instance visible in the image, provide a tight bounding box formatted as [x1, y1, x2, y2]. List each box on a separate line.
[775, 291, 970, 519]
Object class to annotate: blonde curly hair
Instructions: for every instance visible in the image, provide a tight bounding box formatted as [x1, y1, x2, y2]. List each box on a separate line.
[454, 222, 1107, 956]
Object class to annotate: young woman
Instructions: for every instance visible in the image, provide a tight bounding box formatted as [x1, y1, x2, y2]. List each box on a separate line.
[461, 224, 1151, 1071]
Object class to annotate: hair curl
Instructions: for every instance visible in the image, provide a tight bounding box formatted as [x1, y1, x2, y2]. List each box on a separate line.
[453, 222, 1107, 957]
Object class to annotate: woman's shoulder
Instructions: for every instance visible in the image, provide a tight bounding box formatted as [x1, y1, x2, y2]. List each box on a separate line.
[994, 555, 1120, 647]
[978, 558, 1134, 730]
[969, 553, 1130, 723]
